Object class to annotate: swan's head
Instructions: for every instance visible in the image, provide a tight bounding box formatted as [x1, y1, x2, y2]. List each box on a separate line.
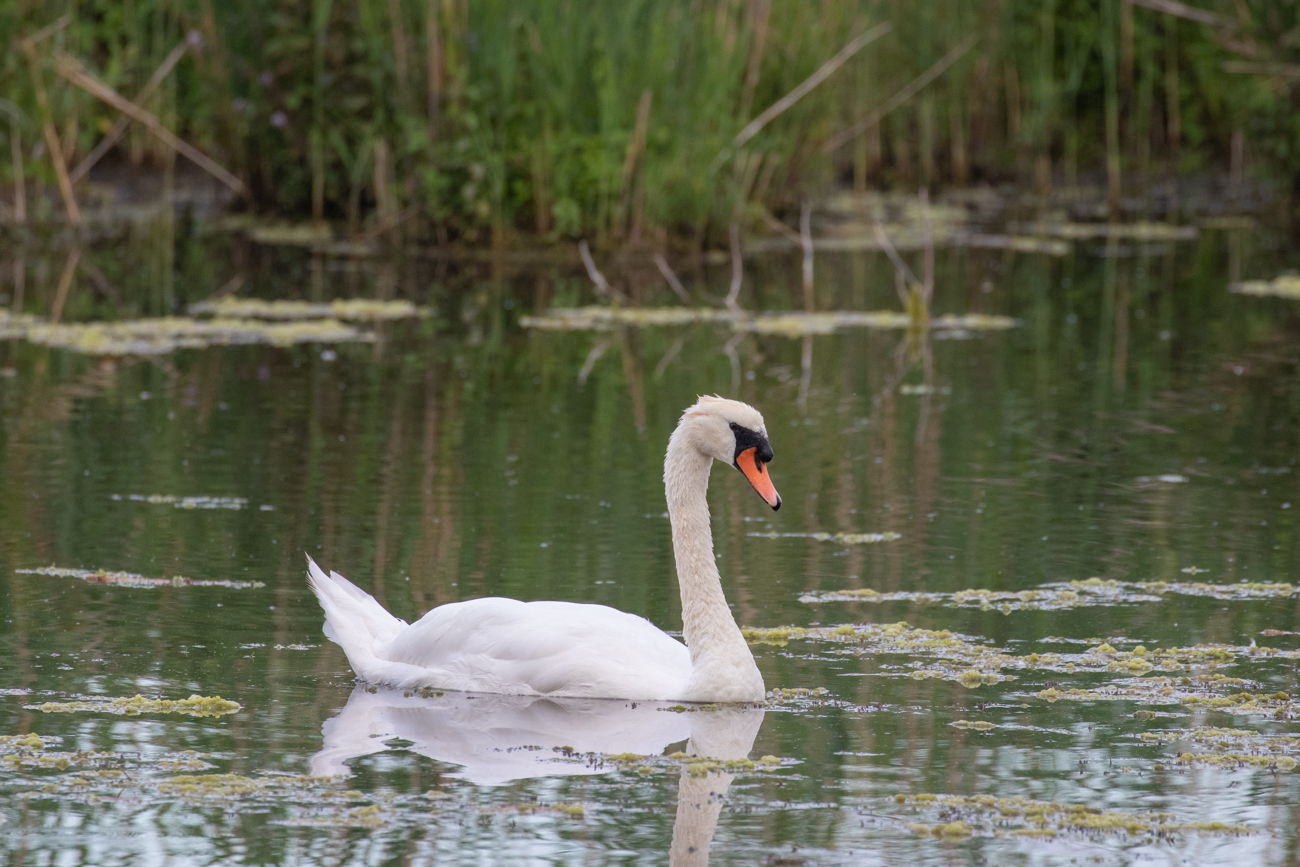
[677, 396, 781, 510]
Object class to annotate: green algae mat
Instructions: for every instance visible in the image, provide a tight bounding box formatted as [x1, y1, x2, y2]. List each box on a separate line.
[3, 226, 1300, 865]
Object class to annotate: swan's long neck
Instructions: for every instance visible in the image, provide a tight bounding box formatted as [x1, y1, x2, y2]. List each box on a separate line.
[665, 426, 761, 699]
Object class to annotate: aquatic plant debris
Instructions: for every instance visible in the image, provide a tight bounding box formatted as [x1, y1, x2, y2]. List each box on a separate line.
[15, 566, 265, 590]
[1012, 221, 1199, 241]
[749, 531, 901, 544]
[110, 494, 251, 510]
[188, 297, 426, 321]
[892, 793, 1253, 839]
[0, 316, 373, 356]
[801, 576, 1295, 608]
[31, 694, 241, 717]
[1230, 276, 1300, 300]
[520, 306, 1017, 335]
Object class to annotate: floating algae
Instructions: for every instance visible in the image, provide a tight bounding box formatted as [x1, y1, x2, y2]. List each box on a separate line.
[7, 316, 371, 356]
[1140, 726, 1300, 767]
[892, 793, 1252, 839]
[1230, 276, 1300, 300]
[749, 531, 901, 545]
[189, 297, 425, 321]
[31, 694, 241, 717]
[521, 306, 1017, 336]
[16, 566, 265, 590]
[1133, 580, 1297, 600]
[1013, 221, 1199, 241]
[247, 222, 334, 246]
[802, 578, 1158, 610]
[110, 494, 249, 510]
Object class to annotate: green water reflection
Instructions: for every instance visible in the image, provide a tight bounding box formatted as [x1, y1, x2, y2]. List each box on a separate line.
[2, 232, 1299, 865]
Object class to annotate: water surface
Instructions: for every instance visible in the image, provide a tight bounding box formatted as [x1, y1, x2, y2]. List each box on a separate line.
[2, 224, 1299, 865]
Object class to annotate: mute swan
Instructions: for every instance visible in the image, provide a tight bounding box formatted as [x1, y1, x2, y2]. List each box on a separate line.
[307, 395, 780, 702]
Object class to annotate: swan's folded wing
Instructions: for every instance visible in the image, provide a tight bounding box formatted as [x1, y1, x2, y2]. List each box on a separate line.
[380, 598, 692, 699]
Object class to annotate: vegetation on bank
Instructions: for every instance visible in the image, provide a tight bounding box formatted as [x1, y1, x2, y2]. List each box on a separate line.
[1, 1, 1298, 243]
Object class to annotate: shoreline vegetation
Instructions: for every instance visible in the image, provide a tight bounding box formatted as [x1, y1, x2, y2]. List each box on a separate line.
[0, 2, 1296, 253]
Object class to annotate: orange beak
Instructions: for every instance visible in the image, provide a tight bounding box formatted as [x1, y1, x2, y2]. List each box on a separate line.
[736, 447, 781, 510]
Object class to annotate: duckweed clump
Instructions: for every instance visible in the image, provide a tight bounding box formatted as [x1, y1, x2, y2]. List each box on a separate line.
[189, 297, 426, 322]
[17, 566, 265, 590]
[893, 793, 1253, 839]
[14, 317, 371, 356]
[33, 694, 241, 717]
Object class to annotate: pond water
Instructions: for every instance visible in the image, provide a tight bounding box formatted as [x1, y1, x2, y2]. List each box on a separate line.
[2, 219, 1299, 865]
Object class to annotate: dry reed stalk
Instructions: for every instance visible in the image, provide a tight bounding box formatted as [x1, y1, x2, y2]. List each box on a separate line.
[728, 21, 892, 155]
[1165, 14, 1181, 160]
[1129, 0, 1223, 26]
[617, 91, 653, 237]
[353, 203, 419, 243]
[823, 33, 980, 154]
[373, 138, 393, 219]
[738, 0, 770, 122]
[653, 254, 691, 304]
[389, 0, 410, 95]
[25, 15, 72, 47]
[1102, 0, 1123, 220]
[49, 248, 80, 323]
[799, 200, 813, 312]
[22, 40, 80, 226]
[2, 107, 25, 224]
[81, 259, 125, 311]
[427, 0, 442, 139]
[919, 188, 933, 303]
[70, 38, 190, 184]
[12, 258, 25, 312]
[205, 273, 245, 303]
[949, 96, 968, 186]
[759, 208, 801, 244]
[724, 222, 744, 315]
[1229, 128, 1244, 197]
[1005, 62, 1022, 146]
[54, 54, 248, 198]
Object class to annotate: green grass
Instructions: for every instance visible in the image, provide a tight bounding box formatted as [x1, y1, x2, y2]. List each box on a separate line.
[1, 1, 1297, 242]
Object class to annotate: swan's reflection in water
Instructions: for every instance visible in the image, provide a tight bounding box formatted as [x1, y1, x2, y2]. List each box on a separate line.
[312, 685, 764, 865]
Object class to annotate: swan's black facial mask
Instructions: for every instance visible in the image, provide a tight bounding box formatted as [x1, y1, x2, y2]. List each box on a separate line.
[729, 422, 780, 510]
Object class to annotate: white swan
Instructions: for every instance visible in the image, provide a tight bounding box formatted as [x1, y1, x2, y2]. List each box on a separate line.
[307, 395, 780, 702]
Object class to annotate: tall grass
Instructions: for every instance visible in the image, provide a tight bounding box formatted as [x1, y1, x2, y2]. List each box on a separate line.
[1, 0, 1296, 242]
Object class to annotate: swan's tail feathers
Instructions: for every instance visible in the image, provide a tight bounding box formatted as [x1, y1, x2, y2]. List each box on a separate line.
[305, 556, 407, 674]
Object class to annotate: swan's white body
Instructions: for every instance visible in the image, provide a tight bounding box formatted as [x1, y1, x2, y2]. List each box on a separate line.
[307, 396, 778, 702]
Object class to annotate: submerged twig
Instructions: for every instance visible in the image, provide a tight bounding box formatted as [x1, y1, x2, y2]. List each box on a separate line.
[653, 254, 691, 304]
[724, 223, 745, 316]
[49, 248, 80, 323]
[800, 200, 814, 312]
[654, 331, 689, 379]
[823, 33, 981, 154]
[577, 337, 611, 385]
[873, 222, 920, 295]
[578, 240, 618, 299]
